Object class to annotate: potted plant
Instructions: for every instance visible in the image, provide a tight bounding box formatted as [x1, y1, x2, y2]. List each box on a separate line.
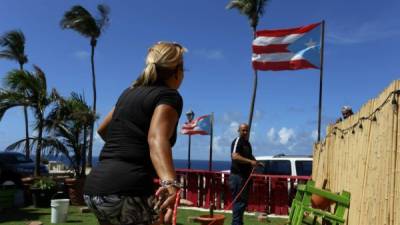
[30, 177, 56, 207]
[41, 92, 96, 205]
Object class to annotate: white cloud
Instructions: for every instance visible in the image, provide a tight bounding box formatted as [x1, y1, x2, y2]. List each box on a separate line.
[227, 121, 239, 138]
[311, 130, 318, 141]
[74, 50, 90, 60]
[267, 128, 275, 143]
[213, 136, 223, 153]
[266, 127, 296, 145]
[278, 127, 295, 145]
[194, 49, 224, 60]
[222, 112, 242, 124]
[327, 20, 400, 45]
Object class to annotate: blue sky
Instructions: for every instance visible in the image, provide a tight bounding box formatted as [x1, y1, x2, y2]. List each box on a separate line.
[0, 0, 399, 161]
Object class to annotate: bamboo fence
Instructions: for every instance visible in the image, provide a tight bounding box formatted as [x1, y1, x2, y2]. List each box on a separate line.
[312, 80, 400, 225]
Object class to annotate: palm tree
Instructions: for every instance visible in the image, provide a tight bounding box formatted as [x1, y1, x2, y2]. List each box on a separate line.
[227, 0, 269, 133]
[0, 66, 52, 176]
[60, 4, 110, 167]
[43, 92, 95, 177]
[0, 30, 30, 159]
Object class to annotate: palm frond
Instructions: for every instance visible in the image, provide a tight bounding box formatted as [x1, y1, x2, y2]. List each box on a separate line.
[226, 0, 245, 10]
[226, 0, 269, 29]
[6, 137, 35, 152]
[33, 65, 47, 92]
[0, 30, 28, 65]
[0, 51, 16, 60]
[60, 5, 100, 38]
[96, 4, 110, 32]
[257, 0, 269, 17]
[40, 136, 70, 157]
[49, 88, 62, 102]
[0, 90, 27, 120]
[3, 69, 31, 91]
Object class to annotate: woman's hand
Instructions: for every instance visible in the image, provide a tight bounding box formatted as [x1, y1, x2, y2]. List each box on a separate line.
[155, 186, 179, 224]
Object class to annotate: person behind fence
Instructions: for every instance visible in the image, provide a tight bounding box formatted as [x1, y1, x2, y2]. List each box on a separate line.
[229, 123, 258, 225]
[83, 42, 186, 225]
[336, 105, 354, 123]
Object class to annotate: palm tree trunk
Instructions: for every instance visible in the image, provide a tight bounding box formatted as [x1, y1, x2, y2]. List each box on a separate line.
[23, 107, 30, 158]
[88, 38, 97, 168]
[81, 125, 87, 177]
[34, 113, 43, 176]
[248, 28, 258, 134]
[20, 63, 30, 160]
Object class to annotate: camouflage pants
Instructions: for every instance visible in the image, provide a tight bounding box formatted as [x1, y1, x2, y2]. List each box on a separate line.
[83, 194, 159, 225]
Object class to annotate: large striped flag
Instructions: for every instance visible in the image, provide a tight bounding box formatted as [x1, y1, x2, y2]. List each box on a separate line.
[252, 22, 322, 71]
[181, 115, 211, 135]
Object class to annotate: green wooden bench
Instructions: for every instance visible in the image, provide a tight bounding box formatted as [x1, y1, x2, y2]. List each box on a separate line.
[288, 180, 351, 225]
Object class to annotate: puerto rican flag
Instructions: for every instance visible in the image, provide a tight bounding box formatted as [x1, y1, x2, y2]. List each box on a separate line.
[181, 115, 211, 135]
[252, 22, 322, 71]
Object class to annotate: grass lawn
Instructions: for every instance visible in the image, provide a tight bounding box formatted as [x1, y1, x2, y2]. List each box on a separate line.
[0, 206, 288, 225]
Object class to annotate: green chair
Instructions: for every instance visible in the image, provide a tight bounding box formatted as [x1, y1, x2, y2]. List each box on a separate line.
[288, 183, 307, 222]
[288, 180, 351, 225]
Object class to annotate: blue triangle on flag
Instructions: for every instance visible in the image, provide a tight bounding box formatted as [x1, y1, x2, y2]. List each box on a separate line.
[287, 24, 321, 68]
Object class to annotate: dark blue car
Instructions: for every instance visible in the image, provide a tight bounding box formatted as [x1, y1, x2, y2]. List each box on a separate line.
[0, 152, 48, 179]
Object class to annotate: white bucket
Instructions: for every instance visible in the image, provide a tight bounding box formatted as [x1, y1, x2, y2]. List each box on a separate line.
[51, 199, 70, 223]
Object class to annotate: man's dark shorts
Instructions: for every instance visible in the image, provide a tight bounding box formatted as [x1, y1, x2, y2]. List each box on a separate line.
[84, 194, 159, 225]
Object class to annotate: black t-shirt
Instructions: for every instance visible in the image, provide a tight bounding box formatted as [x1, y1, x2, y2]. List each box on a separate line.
[84, 85, 183, 196]
[230, 137, 255, 177]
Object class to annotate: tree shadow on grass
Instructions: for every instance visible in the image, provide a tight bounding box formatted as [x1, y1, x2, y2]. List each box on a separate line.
[0, 207, 49, 223]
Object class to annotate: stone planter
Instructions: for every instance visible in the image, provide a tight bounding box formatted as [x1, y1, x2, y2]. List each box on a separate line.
[64, 177, 85, 206]
[21, 177, 34, 206]
[311, 194, 333, 210]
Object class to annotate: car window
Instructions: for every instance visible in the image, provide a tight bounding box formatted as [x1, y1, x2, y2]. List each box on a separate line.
[257, 160, 291, 175]
[295, 160, 312, 176]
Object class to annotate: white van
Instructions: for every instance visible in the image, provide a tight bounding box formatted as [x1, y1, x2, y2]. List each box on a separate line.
[222, 154, 313, 177]
[254, 154, 313, 177]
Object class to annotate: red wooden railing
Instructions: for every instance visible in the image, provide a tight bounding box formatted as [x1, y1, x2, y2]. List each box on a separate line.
[176, 169, 310, 215]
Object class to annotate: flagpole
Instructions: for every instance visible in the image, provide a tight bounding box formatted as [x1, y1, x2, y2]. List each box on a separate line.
[208, 113, 214, 171]
[317, 20, 326, 142]
[187, 135, 191, 169]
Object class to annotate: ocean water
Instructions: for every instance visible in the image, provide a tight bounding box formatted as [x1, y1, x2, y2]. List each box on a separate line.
[94, 157, 231, 171]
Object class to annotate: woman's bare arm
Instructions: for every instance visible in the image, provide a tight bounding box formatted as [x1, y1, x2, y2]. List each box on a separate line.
[148, 104, 178, 183]
[97, 107, 115, 141]
[148, 104, 180, 222]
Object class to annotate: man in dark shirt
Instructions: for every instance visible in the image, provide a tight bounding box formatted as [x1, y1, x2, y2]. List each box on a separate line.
[229, 123, 257, 225]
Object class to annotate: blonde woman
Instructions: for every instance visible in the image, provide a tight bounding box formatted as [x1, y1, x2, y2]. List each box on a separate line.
[84, 42, 186, 225]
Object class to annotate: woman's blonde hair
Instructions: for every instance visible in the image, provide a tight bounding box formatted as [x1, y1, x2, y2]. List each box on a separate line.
[132, 42, 186, 88]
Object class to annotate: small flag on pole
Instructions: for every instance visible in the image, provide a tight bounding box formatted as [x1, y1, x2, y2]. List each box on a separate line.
[181, 115, 211, 135]
[252, 22, 322, 71]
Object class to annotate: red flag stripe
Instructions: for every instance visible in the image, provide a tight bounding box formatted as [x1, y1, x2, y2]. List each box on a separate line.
[255, 22, 321, 37]
[181, 130, 209, 135]
[252, 60, 318, 71]
[252, 44, 289, 54]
